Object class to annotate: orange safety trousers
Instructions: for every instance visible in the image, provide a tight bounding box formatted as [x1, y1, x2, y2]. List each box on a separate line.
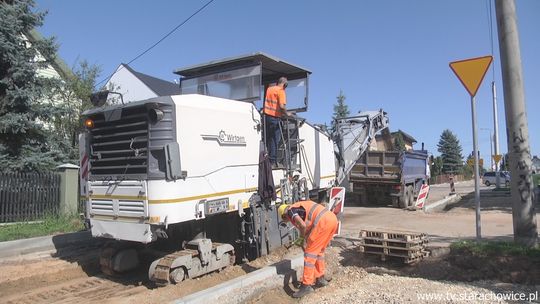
[302, 210, 338, 285]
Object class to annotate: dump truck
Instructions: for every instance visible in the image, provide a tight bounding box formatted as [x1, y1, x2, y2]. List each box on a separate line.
[349, 150, 430, 208]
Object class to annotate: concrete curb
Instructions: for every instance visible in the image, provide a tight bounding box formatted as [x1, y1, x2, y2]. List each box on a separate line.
[0, 230, 92, 259]
[423, 194, 462, 213]
[172, 255, 303, 304]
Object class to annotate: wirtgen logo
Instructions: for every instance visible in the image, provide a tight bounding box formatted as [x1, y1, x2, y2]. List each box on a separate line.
[202, 130, 246, 146]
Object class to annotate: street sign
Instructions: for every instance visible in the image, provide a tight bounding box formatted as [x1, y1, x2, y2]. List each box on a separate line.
[467, 158, 484, 167]
[492, 154, 502, 164]
[328, 187, 345, 235]
[449, 55, 493, 241]
[449, 56, 493, 97]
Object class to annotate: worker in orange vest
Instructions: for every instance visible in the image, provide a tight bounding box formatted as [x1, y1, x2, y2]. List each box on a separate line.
[263, 77, 288, 166]
[278, 200, 338, 298]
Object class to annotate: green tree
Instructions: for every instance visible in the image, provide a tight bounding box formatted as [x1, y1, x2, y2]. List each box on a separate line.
[44, 60, 101, 162]
[333, 90, 349, 119]
[437, 129, 463, 174]
[430, 156, 443, 177]
[331, 90, 349, 131]
[463, 152, 475, 179]
[0, 0, 66, 172]
[500, 153, 509, 171]
[393, 132, 406, 152]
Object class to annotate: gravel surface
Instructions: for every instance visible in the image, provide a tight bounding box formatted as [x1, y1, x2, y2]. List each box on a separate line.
[245, 246, 540, 304]
[306, 273, 539, 304]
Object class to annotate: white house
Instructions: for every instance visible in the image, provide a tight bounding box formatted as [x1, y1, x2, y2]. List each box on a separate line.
[105, 64, 180, 103]
[532, 156, 540, 174]
[26, 30, 73, 83]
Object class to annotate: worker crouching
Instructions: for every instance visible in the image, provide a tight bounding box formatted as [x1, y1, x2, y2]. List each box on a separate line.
[278, 200, 338, 298]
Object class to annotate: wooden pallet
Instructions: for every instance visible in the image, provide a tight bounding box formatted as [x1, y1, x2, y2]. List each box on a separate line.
[358, 229, 429, 264]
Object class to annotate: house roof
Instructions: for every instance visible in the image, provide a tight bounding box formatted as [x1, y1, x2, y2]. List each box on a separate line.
[26, 29, 74, 81]
[120, 64, 180, 96]
[391, 129, 417, 144]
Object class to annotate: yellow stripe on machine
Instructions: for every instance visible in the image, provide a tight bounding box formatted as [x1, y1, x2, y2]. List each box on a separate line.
[84, 188, 257, 205]
[148, 187, 258, 204]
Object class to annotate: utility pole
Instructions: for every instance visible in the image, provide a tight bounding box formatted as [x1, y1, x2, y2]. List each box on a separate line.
[492, 82, 502, 187]
[481, 128, 494, 171]
[495, 0, 538, 246]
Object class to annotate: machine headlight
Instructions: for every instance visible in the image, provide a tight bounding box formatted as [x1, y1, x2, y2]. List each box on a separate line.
[84, 118, 94, 128]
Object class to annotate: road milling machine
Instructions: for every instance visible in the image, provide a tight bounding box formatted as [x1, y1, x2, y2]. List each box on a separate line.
[79, 53, 388, 285]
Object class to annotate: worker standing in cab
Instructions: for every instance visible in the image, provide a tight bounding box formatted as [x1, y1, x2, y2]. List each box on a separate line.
[278, 200, 338, 298]
[263, 77, 288, 166]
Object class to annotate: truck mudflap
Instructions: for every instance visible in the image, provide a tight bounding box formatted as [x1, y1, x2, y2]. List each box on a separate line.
[328, 187, 346, 235]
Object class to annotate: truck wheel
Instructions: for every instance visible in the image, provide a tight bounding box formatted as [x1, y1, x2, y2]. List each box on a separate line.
[392, 197, 399, 208]
[399, 189, 409, 208]
[407, 186, 414, 207]
[484, 180, 491, 187]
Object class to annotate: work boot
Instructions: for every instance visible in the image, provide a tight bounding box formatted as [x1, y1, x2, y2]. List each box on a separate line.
[315, 276, 330, 288]
[292, 284, 314, 298]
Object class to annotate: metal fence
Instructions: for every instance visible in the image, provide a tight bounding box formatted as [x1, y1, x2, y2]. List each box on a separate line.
[0, 172, 61, 223]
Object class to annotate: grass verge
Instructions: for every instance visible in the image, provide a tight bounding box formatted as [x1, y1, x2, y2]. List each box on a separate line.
[451, 240, 540, 258]
[0, 214, 84, 242]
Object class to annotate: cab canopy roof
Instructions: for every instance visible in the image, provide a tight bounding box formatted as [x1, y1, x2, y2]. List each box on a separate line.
[173, 52, 311, 84]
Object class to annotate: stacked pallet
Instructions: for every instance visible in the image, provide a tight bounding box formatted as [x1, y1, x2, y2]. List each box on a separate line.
[358, 229, 429, 264]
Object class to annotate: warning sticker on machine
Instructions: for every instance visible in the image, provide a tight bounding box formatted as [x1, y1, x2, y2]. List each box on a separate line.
[206, 198, 229, 215]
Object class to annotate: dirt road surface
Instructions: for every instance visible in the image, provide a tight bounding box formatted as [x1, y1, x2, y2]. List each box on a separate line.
[1, 182, 538, 304]
[0, 243, 303, 304]
[342, 181, 539, 246]
[425, 179, 476, 205]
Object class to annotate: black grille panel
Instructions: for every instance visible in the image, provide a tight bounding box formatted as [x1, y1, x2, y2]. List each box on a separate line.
[88, 106, 149, 176]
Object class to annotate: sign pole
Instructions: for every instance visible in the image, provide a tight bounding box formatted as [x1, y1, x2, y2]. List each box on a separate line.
[471, 96, 481, 240]
[449, 55, 492, 242]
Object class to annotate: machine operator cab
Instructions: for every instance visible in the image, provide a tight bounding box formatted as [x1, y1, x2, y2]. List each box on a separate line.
[174, 52, 311, 172]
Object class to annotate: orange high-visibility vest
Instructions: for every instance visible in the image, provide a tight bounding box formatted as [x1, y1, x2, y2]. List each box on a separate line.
[288, 200, 328, 239]
[264, 85, 286, 117]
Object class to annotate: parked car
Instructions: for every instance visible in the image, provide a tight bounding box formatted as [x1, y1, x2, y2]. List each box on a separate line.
[482, 171, 510, 187]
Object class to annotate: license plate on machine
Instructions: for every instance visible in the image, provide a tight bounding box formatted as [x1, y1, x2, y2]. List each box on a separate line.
[206, 198, 229, 215]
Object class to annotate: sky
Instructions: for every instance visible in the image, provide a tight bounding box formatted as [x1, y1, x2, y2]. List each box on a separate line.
[35, 0, 540, 167]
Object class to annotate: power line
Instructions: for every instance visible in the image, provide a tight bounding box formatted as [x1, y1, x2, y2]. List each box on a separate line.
[95, 0, 216, 88]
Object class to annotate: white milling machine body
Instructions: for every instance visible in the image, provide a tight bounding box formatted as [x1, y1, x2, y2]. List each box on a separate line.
[80, 53, 354, 285]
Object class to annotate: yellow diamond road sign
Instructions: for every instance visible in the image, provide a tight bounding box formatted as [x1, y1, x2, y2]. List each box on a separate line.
[467, 158, 484, 167]
[449, 56, 493, 97]
[493, 154, 502, 164]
